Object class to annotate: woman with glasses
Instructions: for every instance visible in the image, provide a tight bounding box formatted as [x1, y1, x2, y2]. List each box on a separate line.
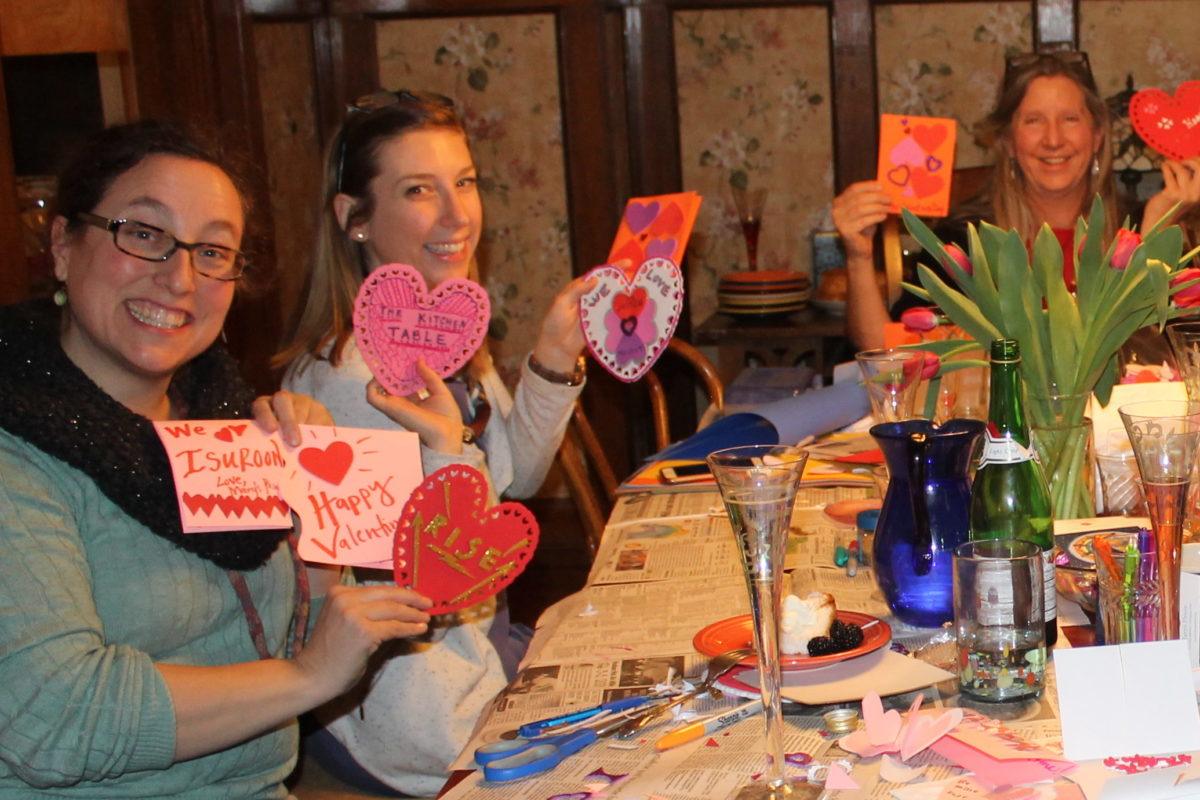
[0, 120, 434, 797]
[836, 51, 1200, 350]
[276, 90, 593, 795]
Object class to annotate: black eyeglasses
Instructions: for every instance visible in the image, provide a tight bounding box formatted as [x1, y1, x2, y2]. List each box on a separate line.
[1002, 50, 1095, 93]
[77, 212, 249, 282]
[335, 89, 457, 192]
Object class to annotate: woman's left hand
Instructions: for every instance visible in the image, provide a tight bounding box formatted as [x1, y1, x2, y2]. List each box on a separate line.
[252, 391, 335, 447]
[1143, 157, 1200, 230]
[531, 274, 598, 373]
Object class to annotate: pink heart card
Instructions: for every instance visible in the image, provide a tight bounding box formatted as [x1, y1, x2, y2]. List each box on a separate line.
[1130, 82, 1200, 161]
[877, 113, 957, 217]
[353, 263, 491, 397]
[578, 257, 684, 382]
[154, 420, 292, 532]
[929, 710, 1075, 789]
[393, 464, 539, 614]
[606, 192, 702, 278]
[283, 425, 422, 567]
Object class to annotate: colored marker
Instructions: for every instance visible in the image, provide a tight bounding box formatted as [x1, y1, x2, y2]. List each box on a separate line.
[654, 699, 763, 751]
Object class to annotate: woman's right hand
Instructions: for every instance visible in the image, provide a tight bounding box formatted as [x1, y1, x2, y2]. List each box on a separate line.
[365, 360, 466, 454]
[295, 583, 433, 699]
[832, 181, 892, 260]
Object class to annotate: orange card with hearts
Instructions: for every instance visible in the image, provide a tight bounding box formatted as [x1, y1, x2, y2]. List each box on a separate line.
[153, 421, 423, 568]
[877, 113, 957, 218]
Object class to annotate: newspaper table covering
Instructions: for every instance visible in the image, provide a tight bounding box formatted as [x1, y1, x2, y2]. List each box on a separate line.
[444, 483, 1074, 799]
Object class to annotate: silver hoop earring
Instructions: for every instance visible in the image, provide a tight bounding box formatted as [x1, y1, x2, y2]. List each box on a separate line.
[53, 287, 67, 307]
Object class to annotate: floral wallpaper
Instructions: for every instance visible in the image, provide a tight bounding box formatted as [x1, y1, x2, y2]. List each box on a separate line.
[875, 2, 1032, 169]
[674, 7, 833, 325]
[1081, 1, 1200, 98]
[377, 16, 571, 380]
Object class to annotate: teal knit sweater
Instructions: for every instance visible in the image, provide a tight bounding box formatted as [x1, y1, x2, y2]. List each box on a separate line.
[0, 429, 298, 798]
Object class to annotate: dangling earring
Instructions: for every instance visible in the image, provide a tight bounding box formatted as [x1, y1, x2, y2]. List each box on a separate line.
[1091, 156, 1100, 177]
[353, 231, 367, 242]
[1009, 157, 1020, 182]
[53, 287, 67, 307]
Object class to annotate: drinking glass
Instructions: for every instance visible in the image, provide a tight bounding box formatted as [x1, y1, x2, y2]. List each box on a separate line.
[1094, 530, 1163, 644]
[1166, 321, 1200, 542]
[856, 348, 924, 422]
[731, 184, 768, 271]
[1118, 400, 1200, 639]
[953, 539, 1046, 702]
[707, 445, 808, 799]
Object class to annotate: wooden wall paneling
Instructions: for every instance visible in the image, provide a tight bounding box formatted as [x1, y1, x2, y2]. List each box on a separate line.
[830, 0, 876, 190]
[0, 0, 130, 56]
[315, 13, 379, 142]
[0, 46, 29, 304]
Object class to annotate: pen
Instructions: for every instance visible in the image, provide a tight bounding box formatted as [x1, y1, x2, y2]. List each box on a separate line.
[1122, 539, 1138, 643]
[1137, 528, 1154, 641]
[654, 698, 764, 751]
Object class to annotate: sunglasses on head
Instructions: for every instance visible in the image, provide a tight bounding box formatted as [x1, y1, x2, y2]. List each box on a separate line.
[335, 89, 457, 192]
[1002, 50, 1095, 93]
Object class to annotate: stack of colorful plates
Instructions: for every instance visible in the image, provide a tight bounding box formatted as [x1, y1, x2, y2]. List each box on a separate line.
[717, 270, 811, 317]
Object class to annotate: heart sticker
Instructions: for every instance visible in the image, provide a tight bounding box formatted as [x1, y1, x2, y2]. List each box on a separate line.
[298, 441, 354, 486]
[1130, 81, 1200, 161]
[353, 263, 491, 397]
[393, 465, 539, 614]
[578, 257, 683, 382]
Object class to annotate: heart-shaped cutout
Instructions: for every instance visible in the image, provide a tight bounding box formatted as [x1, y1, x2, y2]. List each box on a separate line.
[215, 427, 234, 443]
[912, 123, 948, 154]
[579, 257, 683, 382]
[299, 440, 354, 486]
[886, 164, 911, 187]
[898, 707, 963, 761]
[609, 238, 645, 273]
[353, 264, 490, 397]
[1130, 81, 1200, 161]
[909, 167, 945, 199]
[393, 465, 539, 614]
[863, 691, 903, 747]
[645, 237, 677, 260]
[624, 201, 660, 235]
[647, 202, 684, 238]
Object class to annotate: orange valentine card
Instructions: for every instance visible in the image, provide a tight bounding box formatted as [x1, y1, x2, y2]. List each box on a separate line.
[877, 113, 956, 218]
[607, 192, 702, 277]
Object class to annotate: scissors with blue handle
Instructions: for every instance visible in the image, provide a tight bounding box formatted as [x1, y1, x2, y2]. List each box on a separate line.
[516, 694, 654, 738]
[476, 714, 632, 782]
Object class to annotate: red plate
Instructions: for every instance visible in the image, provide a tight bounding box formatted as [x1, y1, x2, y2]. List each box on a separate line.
[693, 610, 890, 671]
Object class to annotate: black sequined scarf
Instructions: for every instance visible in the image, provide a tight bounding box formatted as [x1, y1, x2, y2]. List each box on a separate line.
[0, 300, 286, 570]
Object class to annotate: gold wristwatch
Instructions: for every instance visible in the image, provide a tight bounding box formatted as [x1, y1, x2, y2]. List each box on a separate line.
[528, 354, 586, 386]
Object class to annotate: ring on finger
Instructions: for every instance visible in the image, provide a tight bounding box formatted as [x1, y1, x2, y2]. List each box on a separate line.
[416, 388, 431, 401]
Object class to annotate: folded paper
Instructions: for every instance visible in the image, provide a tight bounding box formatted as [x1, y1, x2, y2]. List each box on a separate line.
[929, 710, 1075, 789]
[607, 192, 702, 276]
[876, 113, 957, 218]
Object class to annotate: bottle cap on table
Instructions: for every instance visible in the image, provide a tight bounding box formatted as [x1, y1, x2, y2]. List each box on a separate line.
[856, 508, 880, 532]
[822, 708, 859, 734]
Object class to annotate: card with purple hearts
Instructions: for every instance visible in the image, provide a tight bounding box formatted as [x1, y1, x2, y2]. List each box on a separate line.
[877, 113, 957, 218]
[606, 192, 702, 278]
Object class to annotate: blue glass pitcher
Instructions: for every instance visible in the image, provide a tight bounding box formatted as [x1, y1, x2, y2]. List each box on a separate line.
[871, 419, 984, 627]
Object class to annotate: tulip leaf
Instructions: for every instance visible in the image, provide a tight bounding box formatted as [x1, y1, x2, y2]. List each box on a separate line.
[1143, 200, 1183, 238]
[916, 264, 1003, 347]
[901, 281, 932, 302]
[965, 224, 1005, 326]
[901, 209, 974, 292]
[1093, 353, 1119, 408]
[896, 339, 977, 356]
[1033, 225, 1081, 391]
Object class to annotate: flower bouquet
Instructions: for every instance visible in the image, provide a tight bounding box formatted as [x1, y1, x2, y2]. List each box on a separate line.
[900, 198, 1200, 519]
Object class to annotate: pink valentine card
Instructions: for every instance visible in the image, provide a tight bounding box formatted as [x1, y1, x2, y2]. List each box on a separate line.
[284, 425, 422, 567]
[393, 465, 539, 614]
[579, 257, 683, 383]
[877, 113, 957, 217]
[607, 192, 702, 277]
[1130, 81, 1200, 161]
[153, 420, 291, 532]
[353, 263, 491, 397]
[929, 710, 1075, 789]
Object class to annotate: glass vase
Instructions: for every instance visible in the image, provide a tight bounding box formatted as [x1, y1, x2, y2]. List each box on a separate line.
[1026, 389, 1096, 520]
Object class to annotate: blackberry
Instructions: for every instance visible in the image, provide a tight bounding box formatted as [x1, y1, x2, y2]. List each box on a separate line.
[806, 636, 837, 656]
[830, 620, 864, 650]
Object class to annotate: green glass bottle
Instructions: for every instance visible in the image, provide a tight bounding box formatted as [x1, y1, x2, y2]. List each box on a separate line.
[969, 338, 1057, 646]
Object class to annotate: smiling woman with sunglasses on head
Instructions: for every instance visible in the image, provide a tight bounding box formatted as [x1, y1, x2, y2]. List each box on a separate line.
[836, 51, 1200, 351]
[0, 121, 435, 798]
[276, 90, 594, 796]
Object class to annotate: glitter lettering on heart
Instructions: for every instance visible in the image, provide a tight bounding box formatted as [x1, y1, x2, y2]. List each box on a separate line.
[393, 465, 539, 614]
[578, 257, 683, 382]
[1130, 81, 1200, 161]
[353, 263, 491, 397]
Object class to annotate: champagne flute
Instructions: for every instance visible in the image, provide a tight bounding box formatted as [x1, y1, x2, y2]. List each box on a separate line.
[707, 445, 808, 799]
[1118, 400, 1200, 639]
[731, 184, 768, 272]
[1166, 321, 1200, 542]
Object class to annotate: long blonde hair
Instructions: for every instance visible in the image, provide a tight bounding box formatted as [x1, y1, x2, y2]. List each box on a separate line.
[977, 52, 1118, 243]
[275, 90, 491, 379]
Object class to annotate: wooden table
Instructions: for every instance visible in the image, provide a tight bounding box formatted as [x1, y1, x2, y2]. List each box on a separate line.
[692, 308, 847, 385]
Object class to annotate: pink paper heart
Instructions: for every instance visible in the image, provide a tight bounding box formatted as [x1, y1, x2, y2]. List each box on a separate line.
[864, 691, 903, 747]
[625, 201, 661, 235]
[353, 264, 490, 396]
[579, 257, 683, 382]
[898, 707, 963, 761]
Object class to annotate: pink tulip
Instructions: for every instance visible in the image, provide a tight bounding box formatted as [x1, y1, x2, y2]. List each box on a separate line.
[943, 243, 973, 277]
[920, 351, 941, 380]
[901, 306, 939, 332]
[1172, 268, 1200, 308]
[1110, 229, 1142, 270]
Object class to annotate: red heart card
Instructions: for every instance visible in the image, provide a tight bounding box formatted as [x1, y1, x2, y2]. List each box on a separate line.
[578, 257, 683, 382]
[353, 263, 491, 397]
[1130, 81, 1200, 161]
[393, 465, 539, 614]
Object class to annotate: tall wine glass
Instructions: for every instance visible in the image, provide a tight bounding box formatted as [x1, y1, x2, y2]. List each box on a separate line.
[1166, 321, 1200, 542]
[1119, 400, 1200, 639]
[707, 445, 808, 799]
[731, 184, 768, 271]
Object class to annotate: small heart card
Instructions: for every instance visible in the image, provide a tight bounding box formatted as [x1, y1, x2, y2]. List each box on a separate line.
[607, 192, 702, 278]
[393, 465, 539, 614]
[1130, 81, 1200, 161]
[579, 257, 684, 382]
[352, 263, 491, 397]
[877, 113, 957, 217]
